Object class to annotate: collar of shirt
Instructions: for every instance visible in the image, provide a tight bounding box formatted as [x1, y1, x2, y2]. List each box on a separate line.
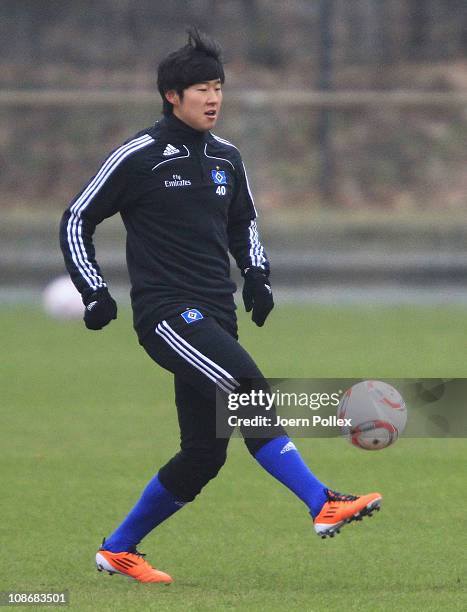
[157, 114, 209, 144]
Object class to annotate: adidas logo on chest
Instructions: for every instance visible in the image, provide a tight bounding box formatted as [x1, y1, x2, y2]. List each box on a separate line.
[163, 144, 180, 156]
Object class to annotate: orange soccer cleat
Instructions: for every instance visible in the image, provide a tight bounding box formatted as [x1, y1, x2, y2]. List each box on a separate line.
[95, 540, 173, 584]
[313, 489, 382, 538]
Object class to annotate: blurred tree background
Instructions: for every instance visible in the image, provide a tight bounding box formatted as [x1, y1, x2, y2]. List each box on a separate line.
[1, 0, 467, 212]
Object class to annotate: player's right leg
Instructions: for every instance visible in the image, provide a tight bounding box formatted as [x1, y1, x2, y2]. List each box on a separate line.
[96, 314, 234, 582]
[95, 472, 184, 582]
[157, 375, 231, 502]
[96, 541, 173, 583]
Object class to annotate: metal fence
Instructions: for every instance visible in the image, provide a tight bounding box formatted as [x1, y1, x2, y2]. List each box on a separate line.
[1, 88, 467, 212]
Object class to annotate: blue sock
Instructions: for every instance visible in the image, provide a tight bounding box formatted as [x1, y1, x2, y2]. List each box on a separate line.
[103, 475, 185, 552]
[254, 436, 328, 517]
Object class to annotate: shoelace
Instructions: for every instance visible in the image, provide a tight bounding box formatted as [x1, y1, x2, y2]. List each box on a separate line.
[101, 538, 147, 558]
[127, 546, 146, 558]
[327, 489, 358, 502]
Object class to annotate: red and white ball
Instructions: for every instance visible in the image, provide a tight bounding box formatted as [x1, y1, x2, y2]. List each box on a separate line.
[338, 380, 407, 450]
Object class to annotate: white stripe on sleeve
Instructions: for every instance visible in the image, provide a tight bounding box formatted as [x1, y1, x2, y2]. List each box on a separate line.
[66, 134, 154, 289]
[248, 219, 266, 268]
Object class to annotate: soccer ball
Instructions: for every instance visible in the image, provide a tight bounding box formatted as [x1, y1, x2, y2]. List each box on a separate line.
[42, 275, 83, 320]
[337, 380, 407, 450]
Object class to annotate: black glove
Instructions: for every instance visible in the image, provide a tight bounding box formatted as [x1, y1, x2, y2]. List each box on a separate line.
[242, 267, 274, 327]
[83, 287, 117, 330]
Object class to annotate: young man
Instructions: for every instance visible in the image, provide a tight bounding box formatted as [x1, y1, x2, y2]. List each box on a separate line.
[60, 28, 381, 584]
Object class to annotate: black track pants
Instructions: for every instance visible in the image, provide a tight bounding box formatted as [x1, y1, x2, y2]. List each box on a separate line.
[140, 310, 286, 501]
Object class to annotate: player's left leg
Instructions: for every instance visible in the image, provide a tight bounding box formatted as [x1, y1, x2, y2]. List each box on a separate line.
[245, 435, 382, 538]
[145, 313, 382, 539]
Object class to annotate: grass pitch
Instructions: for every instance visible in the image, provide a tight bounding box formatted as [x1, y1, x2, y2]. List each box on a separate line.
[1, 304, 466, 611]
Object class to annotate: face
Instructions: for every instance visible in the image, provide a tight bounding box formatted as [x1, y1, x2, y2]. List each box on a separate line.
[165, 79, 223, 131]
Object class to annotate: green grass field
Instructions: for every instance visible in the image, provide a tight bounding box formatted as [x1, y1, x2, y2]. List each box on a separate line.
[2, 304, 466, 611]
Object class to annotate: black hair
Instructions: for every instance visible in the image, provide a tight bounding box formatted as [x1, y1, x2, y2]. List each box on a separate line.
[157, 26, 225, 116]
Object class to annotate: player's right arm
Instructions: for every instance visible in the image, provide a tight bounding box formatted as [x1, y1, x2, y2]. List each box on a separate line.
[59, 133, 153, 329]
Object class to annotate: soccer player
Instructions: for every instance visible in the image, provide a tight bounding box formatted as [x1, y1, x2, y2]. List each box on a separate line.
[60, 28, 382, 584]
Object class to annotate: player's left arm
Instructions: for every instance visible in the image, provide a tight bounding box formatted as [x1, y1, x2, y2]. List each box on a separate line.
[227, 158, 273, 327]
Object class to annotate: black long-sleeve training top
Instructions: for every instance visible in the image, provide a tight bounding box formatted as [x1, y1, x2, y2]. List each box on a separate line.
[60, 114, 269, 342]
